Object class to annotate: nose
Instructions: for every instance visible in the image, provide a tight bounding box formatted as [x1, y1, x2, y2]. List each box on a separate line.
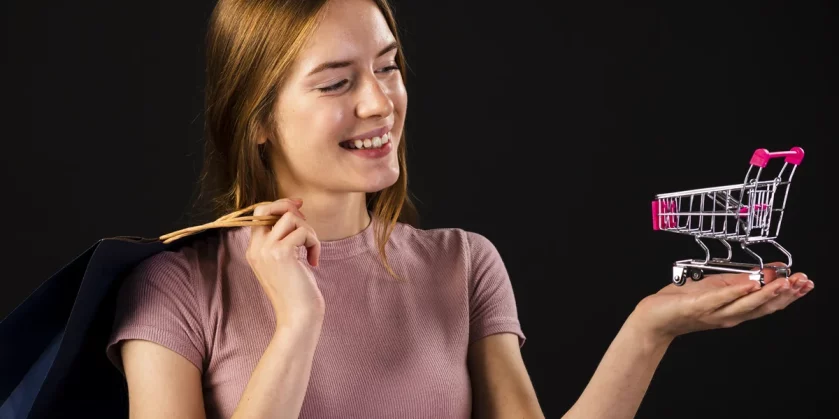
[355, 75, 394, 120]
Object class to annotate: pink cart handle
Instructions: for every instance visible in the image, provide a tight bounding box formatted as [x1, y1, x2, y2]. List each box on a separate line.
[749, 147, 804, 167]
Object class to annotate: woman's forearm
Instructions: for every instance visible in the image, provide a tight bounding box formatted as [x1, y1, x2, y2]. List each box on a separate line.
[231, 318, 323, 419]
[563, 311, 672, 419]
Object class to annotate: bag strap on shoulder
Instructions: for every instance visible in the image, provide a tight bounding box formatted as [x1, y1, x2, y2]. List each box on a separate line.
[159, 201, 279, 244]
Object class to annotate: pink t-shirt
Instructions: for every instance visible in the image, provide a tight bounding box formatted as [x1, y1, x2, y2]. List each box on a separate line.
[106, 216, 526, 418]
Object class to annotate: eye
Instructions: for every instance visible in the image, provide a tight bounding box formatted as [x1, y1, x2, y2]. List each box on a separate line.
[377, 65, 399, 73]
[317, 79, 348, 93]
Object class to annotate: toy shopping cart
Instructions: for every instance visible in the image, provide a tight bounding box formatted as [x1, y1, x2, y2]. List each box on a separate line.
[652, 147, 804, 286]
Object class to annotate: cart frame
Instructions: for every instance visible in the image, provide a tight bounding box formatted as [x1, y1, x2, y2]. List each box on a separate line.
[652, 147, 804, 286]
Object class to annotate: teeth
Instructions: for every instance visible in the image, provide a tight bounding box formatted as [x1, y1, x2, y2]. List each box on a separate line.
[345, 131, 392, 149]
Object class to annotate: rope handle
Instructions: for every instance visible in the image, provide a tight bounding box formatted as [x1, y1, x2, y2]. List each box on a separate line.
[159, 201, 279, 244]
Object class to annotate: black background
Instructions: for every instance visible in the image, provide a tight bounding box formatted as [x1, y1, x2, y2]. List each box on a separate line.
[1, 0, 836, 417]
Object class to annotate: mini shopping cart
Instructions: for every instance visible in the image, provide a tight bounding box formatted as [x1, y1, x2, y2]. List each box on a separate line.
[652, 147, 804, 286]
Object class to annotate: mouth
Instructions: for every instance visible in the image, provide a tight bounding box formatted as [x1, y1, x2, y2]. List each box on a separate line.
[339, 126, 393, 150]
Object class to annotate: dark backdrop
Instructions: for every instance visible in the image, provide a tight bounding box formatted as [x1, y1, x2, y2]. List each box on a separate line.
[1, 0, 836, 418]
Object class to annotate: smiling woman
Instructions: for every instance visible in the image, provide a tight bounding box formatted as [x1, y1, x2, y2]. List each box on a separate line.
[102, 0, 814, 419]
[104, 0, 540, 418]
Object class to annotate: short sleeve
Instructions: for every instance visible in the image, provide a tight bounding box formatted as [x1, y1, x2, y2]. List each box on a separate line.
[466, 232, 526, 348]
[105, 250, 206, 375]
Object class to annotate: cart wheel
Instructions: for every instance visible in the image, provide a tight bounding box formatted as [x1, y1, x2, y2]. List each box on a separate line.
[672, 271, 687, 286]
[689, 268, 704, 281]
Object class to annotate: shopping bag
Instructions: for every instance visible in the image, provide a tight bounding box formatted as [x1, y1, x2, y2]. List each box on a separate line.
[0, 203, 274, 418]
[0, 236, 170, 418]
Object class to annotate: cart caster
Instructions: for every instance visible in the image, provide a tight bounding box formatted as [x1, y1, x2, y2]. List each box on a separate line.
[672, 266, 704, 286]
[747, 270, 765, 286]
[672, 267, 687, 286]
[689, 268, 704, 281]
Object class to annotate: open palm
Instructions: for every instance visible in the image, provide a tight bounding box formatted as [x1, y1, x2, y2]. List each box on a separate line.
[633, 262, 814, 340]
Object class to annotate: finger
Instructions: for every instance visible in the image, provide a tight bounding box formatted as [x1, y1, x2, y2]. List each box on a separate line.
[693, 280, 762, 312]
[267, 211, 310, 244]
[712, 276, 790, 318]
[264, 212, 321, 266]
[783, 272, 812, 297]
[794, 275, 814, 297]
[252, 198, 303, 217]
[251, 198, 305, 240]
[728, 273, 812, 322]
[755, 261, 788, 285]
[281, 227, 321, 266]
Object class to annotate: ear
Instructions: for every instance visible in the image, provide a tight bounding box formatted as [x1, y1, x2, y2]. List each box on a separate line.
[255, 123, 270, 145]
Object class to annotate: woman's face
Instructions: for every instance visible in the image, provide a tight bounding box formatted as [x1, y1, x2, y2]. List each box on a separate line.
[263, 0, 406, 196]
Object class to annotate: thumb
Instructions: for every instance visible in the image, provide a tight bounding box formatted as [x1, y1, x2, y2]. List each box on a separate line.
[695, 281, 761, 312]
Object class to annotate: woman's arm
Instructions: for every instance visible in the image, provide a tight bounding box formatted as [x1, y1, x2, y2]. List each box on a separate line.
[121, 339, 207, 418]
[564, 265, 811, 418]
[231, 319, 323, 418]
[121, 316, 323, 419]
[561, 313, 670, 419]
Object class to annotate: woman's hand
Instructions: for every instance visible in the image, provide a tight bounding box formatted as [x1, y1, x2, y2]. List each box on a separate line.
[630, 262, 814, 342]
[246, 198, 325, 329]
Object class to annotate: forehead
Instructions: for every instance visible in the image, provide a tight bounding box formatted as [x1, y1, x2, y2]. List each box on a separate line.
[299, 0, 394, 63]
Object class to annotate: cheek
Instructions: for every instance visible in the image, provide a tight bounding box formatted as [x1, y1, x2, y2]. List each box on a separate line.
[391, 79, 408, 114]
[284, 102, 350, 154]
[313, 104, 351, 143]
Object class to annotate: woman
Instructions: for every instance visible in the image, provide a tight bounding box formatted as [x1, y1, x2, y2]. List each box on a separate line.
[105, 0, 814, 417]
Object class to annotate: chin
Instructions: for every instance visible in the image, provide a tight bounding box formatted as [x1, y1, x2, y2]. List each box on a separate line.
[355, 167, 400, 193]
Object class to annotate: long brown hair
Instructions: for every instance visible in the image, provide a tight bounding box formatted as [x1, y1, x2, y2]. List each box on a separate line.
[196, 0, 418, 280]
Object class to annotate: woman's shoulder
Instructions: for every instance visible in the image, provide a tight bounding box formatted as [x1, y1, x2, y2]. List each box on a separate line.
[130, 227, 247, 282]
[391, 221, 501, 260]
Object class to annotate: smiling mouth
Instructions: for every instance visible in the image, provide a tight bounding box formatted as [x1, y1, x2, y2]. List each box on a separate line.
[339, 131, 392, 150]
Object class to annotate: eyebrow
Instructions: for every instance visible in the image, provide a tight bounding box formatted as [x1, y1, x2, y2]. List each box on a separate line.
[306, 41, 398, 77]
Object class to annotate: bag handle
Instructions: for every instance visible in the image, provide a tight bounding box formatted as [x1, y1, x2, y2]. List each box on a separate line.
[159, 201, 278, 244]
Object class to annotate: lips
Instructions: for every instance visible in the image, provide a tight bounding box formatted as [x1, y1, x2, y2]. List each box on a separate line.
[341, 138, 393, 158]
[344, 125, 392, 143]
[339, 125, 395, 150]
[340, 131, 391, 149]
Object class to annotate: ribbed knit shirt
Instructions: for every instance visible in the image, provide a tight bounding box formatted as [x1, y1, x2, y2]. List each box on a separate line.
[105, 216, 526, 419]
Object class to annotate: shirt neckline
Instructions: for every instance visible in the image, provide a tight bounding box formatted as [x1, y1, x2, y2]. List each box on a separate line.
[233, 211, 379, 261]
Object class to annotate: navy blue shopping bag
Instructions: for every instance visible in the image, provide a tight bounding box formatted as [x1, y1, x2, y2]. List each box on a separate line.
[0, 231, 212, 419]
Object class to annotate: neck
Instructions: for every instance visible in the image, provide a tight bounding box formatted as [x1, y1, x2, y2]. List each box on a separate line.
[276, 187, 371, 242]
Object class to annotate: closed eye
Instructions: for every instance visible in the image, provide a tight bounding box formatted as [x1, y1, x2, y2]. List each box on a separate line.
[317, 65, 399, 93]
[377, 65, 399, 73]
[317, 79, 348, 93]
